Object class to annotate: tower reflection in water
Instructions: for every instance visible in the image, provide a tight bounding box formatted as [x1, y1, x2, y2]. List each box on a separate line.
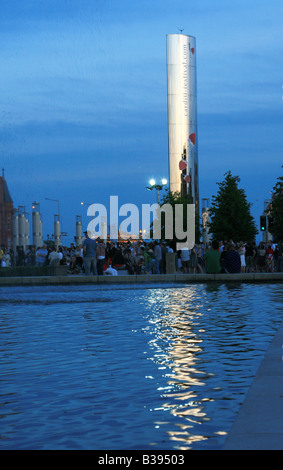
[143, 286, 227, 449]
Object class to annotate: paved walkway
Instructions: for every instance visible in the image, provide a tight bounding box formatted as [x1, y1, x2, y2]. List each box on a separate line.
[223, 320, 283, 450]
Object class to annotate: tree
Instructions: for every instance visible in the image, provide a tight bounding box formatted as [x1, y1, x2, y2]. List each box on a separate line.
[208, 171, 258, 242]
[269, 168, 283, 241]
[157, 189, 201, 245]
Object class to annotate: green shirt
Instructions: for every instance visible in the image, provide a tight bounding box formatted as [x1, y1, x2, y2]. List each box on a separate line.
[143, 251, 153, 264]
[204, 250, 222, 274]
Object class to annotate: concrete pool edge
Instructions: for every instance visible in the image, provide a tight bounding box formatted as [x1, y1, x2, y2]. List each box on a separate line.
[0, 272, 282, 286]
[222, 319, 283, 450]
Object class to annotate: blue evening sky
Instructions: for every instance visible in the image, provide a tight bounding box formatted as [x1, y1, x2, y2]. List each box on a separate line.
[1, 0, 282, 244]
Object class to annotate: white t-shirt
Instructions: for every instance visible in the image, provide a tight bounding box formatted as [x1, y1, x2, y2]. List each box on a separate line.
[49, 251, 60, 262]
[104, 266, 118, 276]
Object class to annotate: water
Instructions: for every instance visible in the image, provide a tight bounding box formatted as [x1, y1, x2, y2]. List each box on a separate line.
[0, 282, 282, 450]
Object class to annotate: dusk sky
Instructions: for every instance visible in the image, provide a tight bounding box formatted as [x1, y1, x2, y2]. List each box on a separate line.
[1, 0, 282, 244]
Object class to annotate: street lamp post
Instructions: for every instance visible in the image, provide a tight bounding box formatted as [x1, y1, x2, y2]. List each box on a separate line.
[146, 178, 168, 204]
[81, 202, 92, 208]
[80, 201, 91, 237]
[45, 198, 60, 221]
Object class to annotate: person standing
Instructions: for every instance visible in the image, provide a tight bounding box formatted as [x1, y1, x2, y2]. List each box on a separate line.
[224, 243, 241, 273]
[238, 242, 246, 273]
[35, 245, 48, 266]
[140, 246, 155, 274]
[154, 241, 162, 274]
[258, 243, 266, 272]
[180, 247, 190, 273]
[266, 245, 275, 273]
[245, 242, 255, 273]
[204, 241, 222, 274]
[48, 246, 60, 266]
[190, 245, 203, 273]
[96, 239, 106, 275]
[83, 231, 97, 275]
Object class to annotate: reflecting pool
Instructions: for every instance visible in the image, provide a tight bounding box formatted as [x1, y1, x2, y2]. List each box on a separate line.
[0, 282, 282, 450]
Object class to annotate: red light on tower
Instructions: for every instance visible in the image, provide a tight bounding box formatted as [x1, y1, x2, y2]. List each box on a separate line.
[179, 160, 187, 171]
[189, 133, 196, 145]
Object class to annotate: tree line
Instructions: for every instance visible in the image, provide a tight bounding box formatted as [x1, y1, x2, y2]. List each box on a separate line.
[159, 168, 283, 243]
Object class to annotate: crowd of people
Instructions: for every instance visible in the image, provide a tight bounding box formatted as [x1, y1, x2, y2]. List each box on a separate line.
[0, 237, 282, 275]
[202, 240, 283, 274]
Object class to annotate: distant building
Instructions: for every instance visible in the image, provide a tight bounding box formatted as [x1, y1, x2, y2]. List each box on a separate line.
[0, 170, 14, 249]
[32, 202, 43, 249]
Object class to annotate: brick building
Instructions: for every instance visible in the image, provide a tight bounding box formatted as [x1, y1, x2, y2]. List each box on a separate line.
[0, 170, 14, 249]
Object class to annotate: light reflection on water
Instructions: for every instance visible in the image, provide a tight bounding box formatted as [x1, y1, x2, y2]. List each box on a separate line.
[145, 290, 211, 448]
[0, 283, 282, 450]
